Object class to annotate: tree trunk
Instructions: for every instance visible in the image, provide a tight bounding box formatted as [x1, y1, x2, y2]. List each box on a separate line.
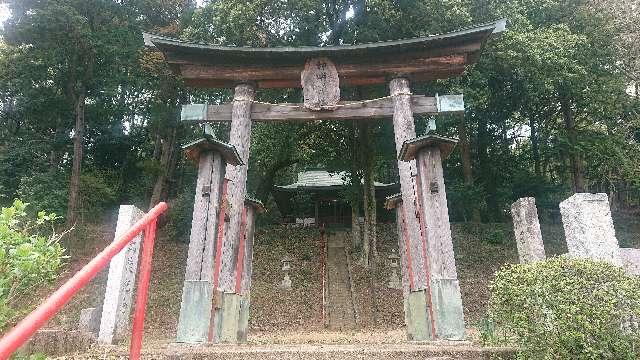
[350, 120, 362, 250]
[457, 116, 480, 222]
[476, 115, 496, 221]
[530, 116, 541, 177]
[559, 96, 585, 193]
[149, 126, 178, 209]
[66, 91, 86, 226]
[359, 120, 377, 265]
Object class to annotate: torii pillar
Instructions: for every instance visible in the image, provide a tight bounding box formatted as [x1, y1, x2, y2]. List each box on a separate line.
[389, 78, 436, 341]
[176, 137, 242, 343]
[399, 134, 465, 340]
[215, 198, 264, 343]
[210, 83, 256, 343]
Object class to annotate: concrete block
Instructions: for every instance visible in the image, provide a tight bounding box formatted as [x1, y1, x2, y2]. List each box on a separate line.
[176, 280, 213, 343]
[621, 248, 640, 276]
[212, 292, 242, 343]
[405, 290, 432, 341]
[431, 278, 465, 341]
[78, 307, 100, 337]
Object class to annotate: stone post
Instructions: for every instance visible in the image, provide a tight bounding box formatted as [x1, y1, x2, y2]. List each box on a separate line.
[211, 83, 256, 343]
[510, 197, 545, 263]
[389, 78, 434, 341]
[98, 205, 144, 344]
[399, 134, 465, 340]
[559, 193, 621, 265]
[176, 137, 241, 343]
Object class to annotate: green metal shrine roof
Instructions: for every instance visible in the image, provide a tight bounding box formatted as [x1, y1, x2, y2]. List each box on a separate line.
[275, 170, 395, 192]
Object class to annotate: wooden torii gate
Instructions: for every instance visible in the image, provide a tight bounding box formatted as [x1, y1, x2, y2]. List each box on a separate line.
[146, 18, 505, 344]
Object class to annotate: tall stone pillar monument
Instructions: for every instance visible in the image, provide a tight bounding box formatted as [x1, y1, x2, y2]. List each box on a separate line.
[399, 134, 466, 340]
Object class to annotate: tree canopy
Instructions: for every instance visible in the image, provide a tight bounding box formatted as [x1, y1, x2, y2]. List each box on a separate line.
[0, 0, 637, 232]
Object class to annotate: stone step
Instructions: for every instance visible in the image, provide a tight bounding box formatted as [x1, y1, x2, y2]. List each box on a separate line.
[76, 343, 516, 360]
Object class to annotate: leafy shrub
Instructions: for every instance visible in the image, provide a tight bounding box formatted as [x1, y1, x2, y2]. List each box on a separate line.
[17, 172, 68, 217]
[486, 227, 508, 245]
[486, 256, 640, 359]
[79, 171, 118, 215]
[0, 200, 65, 330]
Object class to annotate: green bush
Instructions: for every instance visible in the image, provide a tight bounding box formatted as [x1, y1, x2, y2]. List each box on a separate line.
[0, 200, 65, 331]
[16, 172, 68, 217]
[486, 256, 640, 359]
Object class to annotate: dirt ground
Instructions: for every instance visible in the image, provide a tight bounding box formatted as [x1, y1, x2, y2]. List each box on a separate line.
[11, 213, 639, 345]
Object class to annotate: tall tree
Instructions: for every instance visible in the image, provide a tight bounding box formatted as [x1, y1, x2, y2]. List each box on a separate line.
[3, 0, 142, 224]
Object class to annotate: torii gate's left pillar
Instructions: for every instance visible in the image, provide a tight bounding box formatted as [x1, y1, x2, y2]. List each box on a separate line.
[176, 137, 241, 343]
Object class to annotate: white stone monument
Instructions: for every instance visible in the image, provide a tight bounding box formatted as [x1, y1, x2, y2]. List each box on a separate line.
[98, 205, 144, 344]
[510, 197, 545, 263]
[279, 255, 292, 290]
[559, 193, 622, 266]
[387, 252, 402, 289]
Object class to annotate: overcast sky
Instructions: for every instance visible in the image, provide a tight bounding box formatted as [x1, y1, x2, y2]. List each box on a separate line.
[0, 5, 9, 28]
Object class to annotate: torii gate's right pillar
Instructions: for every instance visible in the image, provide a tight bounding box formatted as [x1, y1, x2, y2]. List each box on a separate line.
[390, 78, 465, 341]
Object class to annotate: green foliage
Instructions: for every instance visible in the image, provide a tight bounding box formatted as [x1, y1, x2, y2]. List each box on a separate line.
[0, 0, 638, 224]
[165, 187, 195, 243]
[0, 200, 65, 331]
[16, 171, 117, 220]
[17, 172, 68, 217]
[485, 228, 508, 245]
[10, 353, 47, 360]
[487, 257, 640, 359]
[448, 181, 486, 221]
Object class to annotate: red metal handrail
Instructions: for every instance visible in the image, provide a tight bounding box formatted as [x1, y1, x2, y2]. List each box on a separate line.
[0, 202, 168, 360]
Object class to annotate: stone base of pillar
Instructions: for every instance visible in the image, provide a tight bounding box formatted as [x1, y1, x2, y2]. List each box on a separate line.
[404, 290, 433, 341]
[176, 280, 213, 343]
[431, 278, 465, 340]
[210, 292, 248, 344]
[238, 296, 251, 343]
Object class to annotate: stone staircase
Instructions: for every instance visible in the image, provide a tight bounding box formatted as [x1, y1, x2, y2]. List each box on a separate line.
[66, 343, 516, 359]
[325, 230, 357, 330]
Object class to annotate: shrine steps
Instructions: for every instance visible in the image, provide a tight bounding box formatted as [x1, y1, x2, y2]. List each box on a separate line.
[76, 343, 517, 360]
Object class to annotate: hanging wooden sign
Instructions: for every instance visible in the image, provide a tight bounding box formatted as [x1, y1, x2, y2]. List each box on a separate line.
[301, 57, 340, 111]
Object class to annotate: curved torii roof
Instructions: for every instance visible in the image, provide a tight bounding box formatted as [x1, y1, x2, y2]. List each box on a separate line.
[145, 19, 505, 89]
